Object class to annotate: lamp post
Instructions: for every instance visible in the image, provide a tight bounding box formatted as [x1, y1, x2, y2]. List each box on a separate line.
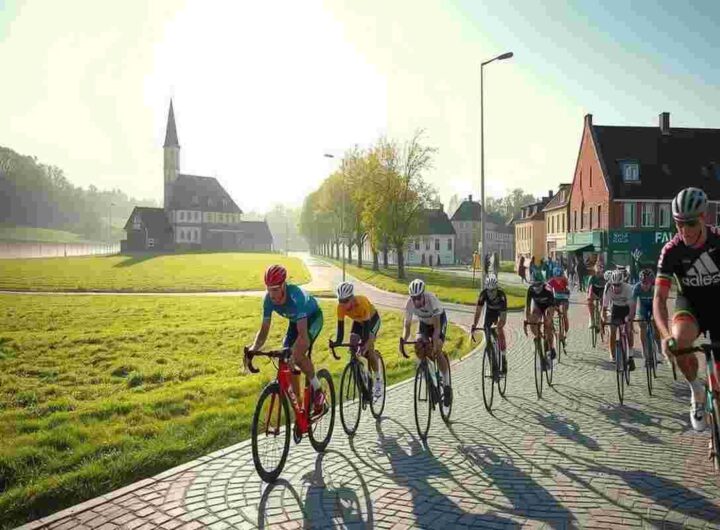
[480, 51, 513, 288]
[109, 202, 115, 245]
[324, 153, 346, 281]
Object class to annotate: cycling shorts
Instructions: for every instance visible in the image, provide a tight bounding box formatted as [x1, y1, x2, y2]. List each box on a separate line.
[531, 300, 553, 314]
[418, 311, 448, 342]
[350, 312, 381, 343]
[283, 308, 323, 349]
[483, 309, 505, 329]
[610, 305, 630, 323]
[636, 301, 653, 321]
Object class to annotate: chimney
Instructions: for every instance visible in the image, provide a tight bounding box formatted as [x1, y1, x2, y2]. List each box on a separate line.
[469, 194, 473, 202]
[659, 112, 670, 135]
[548, 189, 554, 198]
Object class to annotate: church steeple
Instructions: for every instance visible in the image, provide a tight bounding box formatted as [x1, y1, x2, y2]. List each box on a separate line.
[164, 99, 179, 148]
[163, 99, 180, 209]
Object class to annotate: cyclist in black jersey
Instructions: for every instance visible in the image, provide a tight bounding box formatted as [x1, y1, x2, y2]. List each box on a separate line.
[523, 270, 557, 362]
[472, 274, 508, 372]
[655, 187, 720, 431]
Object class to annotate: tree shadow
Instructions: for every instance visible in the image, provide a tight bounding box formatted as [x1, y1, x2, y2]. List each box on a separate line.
[112, 253, 161, 268]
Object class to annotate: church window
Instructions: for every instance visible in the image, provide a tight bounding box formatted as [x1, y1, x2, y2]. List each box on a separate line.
[179, 211, 184, 221]
[179, 229, 185, 240]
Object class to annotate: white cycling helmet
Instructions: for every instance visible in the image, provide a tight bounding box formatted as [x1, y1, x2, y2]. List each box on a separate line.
[485, 274, 498, 289]
[610, 270, 624, 285]
[603, 270, 612, 281]
[672, 187, 707, 221]
[408, 278, 425, 297]
[336, 281, 354, 300]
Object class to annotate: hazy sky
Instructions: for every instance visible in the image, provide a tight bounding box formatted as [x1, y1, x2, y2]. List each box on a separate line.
[1, 0, 719, 213]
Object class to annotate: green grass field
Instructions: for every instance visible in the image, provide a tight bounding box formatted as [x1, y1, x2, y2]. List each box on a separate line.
[0, 253, 310, 292]
[324, 258, 525, 309]
[0, 294, 474, 528]
[0, 224, 88, 244]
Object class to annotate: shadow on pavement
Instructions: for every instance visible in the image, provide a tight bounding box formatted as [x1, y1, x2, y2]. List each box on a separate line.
[532, 411, 601, 451]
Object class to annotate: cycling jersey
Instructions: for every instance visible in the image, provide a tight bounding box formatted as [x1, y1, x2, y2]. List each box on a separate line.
[477, 288, 508, 312]
[587, 275, 605, 298]
[547, 277, 569, 300]
[602, 283, 633, 308]
[526, 285, 555, 309]
[405, 292, 445, 325]
[656, 226, 720, 296]
[337, 295, 376, 322]
[632, 282, 654, 320]
[263, 284, 320, 322]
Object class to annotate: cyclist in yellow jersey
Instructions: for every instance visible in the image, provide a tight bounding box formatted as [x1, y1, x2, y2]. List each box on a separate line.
[330, 282, 384, 398]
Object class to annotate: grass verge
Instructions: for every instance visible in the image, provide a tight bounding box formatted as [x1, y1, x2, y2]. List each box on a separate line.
[0, 294, 473, 528]
[321, 257, 525, 309]
[0, 224, 88, 244]
[0, 253, 310, 292]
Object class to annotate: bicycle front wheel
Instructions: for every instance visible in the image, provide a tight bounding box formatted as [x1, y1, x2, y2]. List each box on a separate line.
[709, 393, 720, 472]
[481, 347, 495, 412]
[251, 382, 291, 483]
[534, 340, 544, 399]
[414, 362, 431, 440]
[644, 341, 654, 397]
[370, 353, 387, 419]
[339, 362, 361, 436]
[308, 368, 335, 452]
[615, 343, 625, 405]
[439, 353, 452, 424]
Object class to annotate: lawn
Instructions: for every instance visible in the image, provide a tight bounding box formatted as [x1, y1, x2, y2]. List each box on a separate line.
[0, 224, 88, 244]
[324, 258, 525, 309]
[0, 253, 310, 292]
[0, 294, 474, 528]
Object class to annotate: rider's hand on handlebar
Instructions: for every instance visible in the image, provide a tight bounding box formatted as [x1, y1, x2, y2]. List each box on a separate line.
[661, 336, 676, 363]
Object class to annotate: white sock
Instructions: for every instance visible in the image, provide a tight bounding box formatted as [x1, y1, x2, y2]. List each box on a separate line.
[442, 370, 450, 385]
[310, 376, 321, 391]
[689, 379, 704, 402]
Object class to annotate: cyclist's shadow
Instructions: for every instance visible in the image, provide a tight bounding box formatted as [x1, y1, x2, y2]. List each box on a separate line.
[257, 451, 373, 529]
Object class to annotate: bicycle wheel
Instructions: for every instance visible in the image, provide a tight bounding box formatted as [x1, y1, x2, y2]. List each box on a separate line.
[672, 359, 678, 380]
[709, 393, 720, 472]
[414, 362, 431, 440]
[623, 337, 631, 386]
[481, 346, 495, 412]
[497, 342, 508, 398]
[615, 342, 625, 405]
[644, 335, 653, 397]
[590, 306, 598, 349]
[534, 339, 544, 399]
[546, 345, 554, 387]
[251, 382, 291, 483]
[339, 362, 361, 436]
[308, 368, 335, 452]
[649, 329, 658, 379]
[439, 353, 452, 424]
[370, 353, 386, 419]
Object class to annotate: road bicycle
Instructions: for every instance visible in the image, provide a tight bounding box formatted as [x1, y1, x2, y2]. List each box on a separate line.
[554, 298, 569, 362]
[330, 339, 386, 435]
[589, 298, 602, 348]
[672, 342, 720, 472]
[399, 337, 452, 440]
[602, 320, 632, 405]
[524, 320, 554, 398]
[244, 345, 336, 482]
[634, 318, 661, 396]
[471, 324, 506, 412]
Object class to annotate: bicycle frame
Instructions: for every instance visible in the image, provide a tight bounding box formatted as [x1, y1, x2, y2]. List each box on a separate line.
[330, 341, 372, 396]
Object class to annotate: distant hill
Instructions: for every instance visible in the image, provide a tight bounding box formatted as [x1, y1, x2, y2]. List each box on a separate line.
[0, 145, 157, 242]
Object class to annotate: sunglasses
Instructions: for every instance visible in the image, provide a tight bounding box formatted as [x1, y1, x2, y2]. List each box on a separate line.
[338, 297, 351, 304]
[267, 285, 283, 294]
[411, 294, 423, 301]
[676, 219, 700, 228]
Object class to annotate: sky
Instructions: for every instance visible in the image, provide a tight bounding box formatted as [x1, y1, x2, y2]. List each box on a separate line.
[1, 0, 719, 213]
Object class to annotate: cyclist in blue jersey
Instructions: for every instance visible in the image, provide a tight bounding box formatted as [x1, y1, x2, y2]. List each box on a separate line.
[632, 268, 660, 364]
[249, 265, 326, 414]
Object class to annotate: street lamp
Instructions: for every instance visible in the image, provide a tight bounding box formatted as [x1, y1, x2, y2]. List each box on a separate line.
[324, 153, 346, 281]
[480, 51, 513, 287]
[109, 202, 115, 244]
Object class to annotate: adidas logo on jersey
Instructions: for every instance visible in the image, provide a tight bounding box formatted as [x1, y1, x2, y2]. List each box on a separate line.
[682, 252, 720, 287]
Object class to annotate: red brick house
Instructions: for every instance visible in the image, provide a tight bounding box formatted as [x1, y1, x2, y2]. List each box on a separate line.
[565, 112, 720, 269]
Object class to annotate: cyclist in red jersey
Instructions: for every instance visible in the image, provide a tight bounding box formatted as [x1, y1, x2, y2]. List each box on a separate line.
[547, 266, 570, 335]
[655, 187, 720, 431]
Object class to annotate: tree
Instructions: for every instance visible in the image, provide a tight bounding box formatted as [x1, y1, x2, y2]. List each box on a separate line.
[447, 193, 461, 218]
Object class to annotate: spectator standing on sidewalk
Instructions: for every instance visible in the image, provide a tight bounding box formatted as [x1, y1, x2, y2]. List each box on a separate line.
[518, 255, 527, 283]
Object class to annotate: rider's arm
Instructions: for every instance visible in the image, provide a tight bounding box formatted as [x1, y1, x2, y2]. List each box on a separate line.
[430, 313, 441, 342]
[402, 300, 413, 341]
[335, 319, 345, 346]
[653, 282, 672, 340]
[472, 292, 484, 328]
[292, 317, 310, 356]
[251, 318, 271, 351]
[524, 288, 532, 321]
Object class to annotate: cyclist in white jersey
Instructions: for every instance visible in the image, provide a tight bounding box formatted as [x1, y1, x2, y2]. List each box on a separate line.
[401, 278, 451, 406]
[601, 269, 637, 368]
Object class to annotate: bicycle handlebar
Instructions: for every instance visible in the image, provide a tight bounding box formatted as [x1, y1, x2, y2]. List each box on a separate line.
[243, 345, 292, 374]
[470, 324, 497, 343]
[328, 339, 362, 360]
[671, 342, 720, 357]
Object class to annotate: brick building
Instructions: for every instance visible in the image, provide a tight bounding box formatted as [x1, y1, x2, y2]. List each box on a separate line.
[543, 183, 571, 259]
[566, 112, 720, 268]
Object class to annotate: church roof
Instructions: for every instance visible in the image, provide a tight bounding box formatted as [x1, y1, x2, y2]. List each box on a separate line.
[123, 207, 173, 239]
[164, 100, 179, 148]
[168, 174, 243, 213]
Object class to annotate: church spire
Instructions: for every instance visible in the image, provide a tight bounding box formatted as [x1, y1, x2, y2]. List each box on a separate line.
[164, 99, 179, 148]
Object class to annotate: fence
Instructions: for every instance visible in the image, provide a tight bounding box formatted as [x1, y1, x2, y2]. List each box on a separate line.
[0, 242, 121, 259]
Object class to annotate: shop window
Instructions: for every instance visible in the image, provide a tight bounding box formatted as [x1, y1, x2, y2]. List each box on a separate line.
[414, 240, 419, 250]
[659, 204, 671, 227]
[425, 240, 430, 250]
[597, 205, 601, 228]
[624, 203, 636, 228]
[641, 203, 655, 227]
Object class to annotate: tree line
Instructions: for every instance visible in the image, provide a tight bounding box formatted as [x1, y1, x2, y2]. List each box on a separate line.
[299, 131, 439, 279]
[0, 146, 156, 241]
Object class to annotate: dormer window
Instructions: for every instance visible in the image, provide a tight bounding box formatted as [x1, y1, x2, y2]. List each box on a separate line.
[621, 160, 640, 182]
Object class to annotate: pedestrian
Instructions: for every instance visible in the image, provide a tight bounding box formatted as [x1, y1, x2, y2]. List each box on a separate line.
[518, 255, 527, 283]
[492, 252, 500, 274]
[529, 255, 537, 278]
[576, 255, 586, 292]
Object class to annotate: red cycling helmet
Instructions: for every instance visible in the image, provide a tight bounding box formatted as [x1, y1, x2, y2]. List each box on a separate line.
[264, 264, 287, 286]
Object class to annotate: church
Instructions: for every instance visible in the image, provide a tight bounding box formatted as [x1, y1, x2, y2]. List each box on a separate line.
[121, 101, 273, 252]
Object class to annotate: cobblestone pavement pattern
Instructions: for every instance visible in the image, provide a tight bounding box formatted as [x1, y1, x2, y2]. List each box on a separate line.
[16, 255, 720, 529]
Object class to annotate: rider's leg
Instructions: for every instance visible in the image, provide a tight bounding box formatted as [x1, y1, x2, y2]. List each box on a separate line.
[544, 306, 555, 348]
[497, 313, 508, 353]
[562, 303, 569, 333]
[586, 295, 595, 326]
[639, 321, 648, 358]
[529, 302, 542, 340]
[672, 310, 705, 430]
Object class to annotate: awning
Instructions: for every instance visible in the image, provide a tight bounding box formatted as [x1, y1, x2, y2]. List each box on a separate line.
[556, 243, 594, 252]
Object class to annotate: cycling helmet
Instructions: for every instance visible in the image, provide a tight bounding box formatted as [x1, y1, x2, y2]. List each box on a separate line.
[485, 274, 498, 289]
[336, 281, 354, 300]
[553, 267, 563, 277]
[639, 268, 655, 282]
[264, 264, 287, 286]
[672, 187, 707, 221]
[408, 278, 425, 297]
[603, 270, 612, 281]
[609, 270, 624, 285]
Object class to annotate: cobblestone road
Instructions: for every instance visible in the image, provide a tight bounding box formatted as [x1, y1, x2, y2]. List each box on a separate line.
[17, 257, 720, 529]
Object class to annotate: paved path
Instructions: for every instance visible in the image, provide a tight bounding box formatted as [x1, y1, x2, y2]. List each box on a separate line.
[16, 256, 720, 529]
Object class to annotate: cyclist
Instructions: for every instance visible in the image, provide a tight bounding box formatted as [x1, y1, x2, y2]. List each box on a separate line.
[330, 281, 383, 398]
[547, 266, 570, 336]
[632, 268, 661, 365]
[601, 269, 637, 367]
[586, 264, 606, 334]
[249, 265, 326, 414]
[523, 270, 557, 365]
[655, 187, 720, 431]
[401, 278, 452, 406]
[472, 274, 508, 373]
